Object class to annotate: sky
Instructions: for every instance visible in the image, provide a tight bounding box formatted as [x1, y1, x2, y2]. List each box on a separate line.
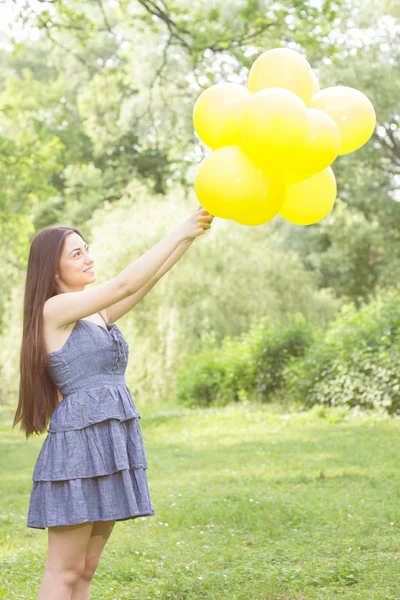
[0, 1, 16, 32]
[0, 0, 41, 47]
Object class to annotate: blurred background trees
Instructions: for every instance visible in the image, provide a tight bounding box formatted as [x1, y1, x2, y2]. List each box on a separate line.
[1, 0, 399, 412]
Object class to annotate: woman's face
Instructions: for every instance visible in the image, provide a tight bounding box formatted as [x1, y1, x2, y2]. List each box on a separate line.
[55, 232, 96, 293]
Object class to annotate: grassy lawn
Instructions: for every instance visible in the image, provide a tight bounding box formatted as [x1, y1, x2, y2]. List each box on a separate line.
[1, 400, 400, 599]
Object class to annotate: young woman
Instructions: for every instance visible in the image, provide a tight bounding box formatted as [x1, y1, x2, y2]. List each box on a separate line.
[13, 206, 214, 599]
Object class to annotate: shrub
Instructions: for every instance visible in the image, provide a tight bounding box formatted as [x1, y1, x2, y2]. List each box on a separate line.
[282, 287, 400, 414]
[175, 314, 312, 408]
[251, 314, 312, 400]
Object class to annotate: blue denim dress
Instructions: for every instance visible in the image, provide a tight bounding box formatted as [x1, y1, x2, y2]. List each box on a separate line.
[27, 316, 156, 529]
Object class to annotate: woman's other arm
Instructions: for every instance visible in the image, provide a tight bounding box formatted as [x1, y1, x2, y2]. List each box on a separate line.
[106, 238, 195, 323]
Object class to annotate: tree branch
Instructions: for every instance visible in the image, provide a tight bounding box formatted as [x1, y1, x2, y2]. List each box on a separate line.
[207, 21, 274, 52]
[95, 0, 114, 34]
[386, 127, 400, 159]
[136, 0, 192, 50]
[374, 130, 400, 164]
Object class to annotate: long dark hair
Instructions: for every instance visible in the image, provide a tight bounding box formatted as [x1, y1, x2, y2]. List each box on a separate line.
[12, 225, 87, 439]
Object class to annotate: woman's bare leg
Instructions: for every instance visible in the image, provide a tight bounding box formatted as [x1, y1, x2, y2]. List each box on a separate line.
[37, 522, 94, 600]
[70, 520, 116, 600]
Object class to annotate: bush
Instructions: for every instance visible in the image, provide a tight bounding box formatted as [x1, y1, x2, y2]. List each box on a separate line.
[175, 314, 312, 408]
[251, 314, 312, 400]
[282, 287, 400, 414]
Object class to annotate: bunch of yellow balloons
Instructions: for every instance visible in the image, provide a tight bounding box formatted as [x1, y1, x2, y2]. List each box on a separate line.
[193, 47, 376, 226]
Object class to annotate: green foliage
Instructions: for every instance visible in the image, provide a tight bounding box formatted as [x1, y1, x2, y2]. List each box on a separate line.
[0, 181, 340, 407]
[2, 0, 345, 211]
[297, 199, 383, 301]
[2, 0, 400, 412]
[282, 287, 400, 413]
[176, 286, 400, 414]
[252, 314, 313, 400]
[174, 330, 254, 408]
[175, 314, 312, 408]
[1, 0, 399, 316]
[276, 8, 400, 303]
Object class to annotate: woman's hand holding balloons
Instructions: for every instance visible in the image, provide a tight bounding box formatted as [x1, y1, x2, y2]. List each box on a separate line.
[192, 46, 376, 227]
[178, 208, 214, 242]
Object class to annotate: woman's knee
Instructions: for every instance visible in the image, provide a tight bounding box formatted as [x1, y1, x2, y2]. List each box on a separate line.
[45, 563, 86, 588]
[46, 522, 94, 577]
[81, 558, 100, 582]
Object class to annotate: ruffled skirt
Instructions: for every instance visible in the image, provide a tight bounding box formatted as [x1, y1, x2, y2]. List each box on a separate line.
[27, 384, 156, 529]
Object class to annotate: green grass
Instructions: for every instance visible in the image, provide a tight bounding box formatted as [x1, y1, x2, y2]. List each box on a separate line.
[1, 400, 400, 599]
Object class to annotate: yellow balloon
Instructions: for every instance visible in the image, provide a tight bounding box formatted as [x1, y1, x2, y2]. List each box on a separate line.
[248, 48, 314, 105]
[310, 86, 376, 155]
[233, 168, 286, 226]
[193, 83, 253, 149]
[194, 146, 272, 220]
[282, 108, 340, 184]
[218, 96, 253, 148]
[239, 88, 308, 170]
[279, 167, 337, 226]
